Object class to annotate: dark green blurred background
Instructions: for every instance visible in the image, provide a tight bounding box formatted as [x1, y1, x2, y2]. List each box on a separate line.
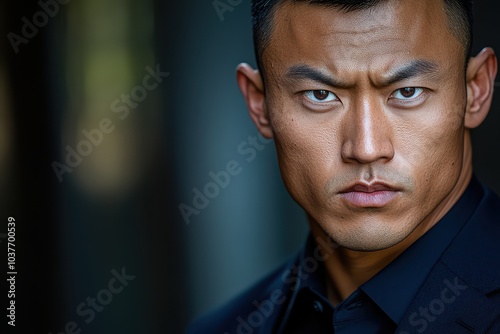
[0, 1, 499, 333]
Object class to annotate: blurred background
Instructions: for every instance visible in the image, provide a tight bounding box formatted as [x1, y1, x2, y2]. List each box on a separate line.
[0, 1, 499, 333]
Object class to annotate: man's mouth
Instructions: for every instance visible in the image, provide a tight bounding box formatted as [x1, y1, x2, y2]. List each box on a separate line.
[338, 182, 401, 207]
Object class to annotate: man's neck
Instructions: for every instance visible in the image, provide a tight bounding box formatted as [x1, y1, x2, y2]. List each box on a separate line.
[312, 223, 418, 305]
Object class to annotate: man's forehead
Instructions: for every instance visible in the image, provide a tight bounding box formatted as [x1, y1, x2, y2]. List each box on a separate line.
[270, 0, 446, 40]
[263, 0, 460, 76]
[274, 0, 399, 34]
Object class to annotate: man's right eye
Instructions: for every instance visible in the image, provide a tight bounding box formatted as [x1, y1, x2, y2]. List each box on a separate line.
[304, 90, 338, 103]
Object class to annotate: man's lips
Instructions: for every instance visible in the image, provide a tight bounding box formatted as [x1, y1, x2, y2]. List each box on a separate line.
[338, 182, 401, 207]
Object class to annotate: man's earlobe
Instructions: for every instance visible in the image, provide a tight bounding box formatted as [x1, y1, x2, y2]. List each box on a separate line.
[236, 63, 273, 138]
[465, 47, 498, 129]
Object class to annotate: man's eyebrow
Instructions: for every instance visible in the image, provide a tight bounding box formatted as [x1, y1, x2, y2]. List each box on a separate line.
[284, 60, 441, 88]
[382, 60, 440, 86]
[285, 64, 351, 88]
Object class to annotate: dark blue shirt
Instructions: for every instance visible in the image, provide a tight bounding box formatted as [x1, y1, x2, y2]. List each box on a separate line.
[276, 177, 483, 333]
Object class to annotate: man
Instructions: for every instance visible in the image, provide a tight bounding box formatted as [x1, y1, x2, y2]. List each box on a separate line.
[187, 0, 499, 333]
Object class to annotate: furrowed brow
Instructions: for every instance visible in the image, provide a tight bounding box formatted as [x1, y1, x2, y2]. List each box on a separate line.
[285, 64, 351, 88]
[284, 61, 440, 88]
[382, 60, 440, 86]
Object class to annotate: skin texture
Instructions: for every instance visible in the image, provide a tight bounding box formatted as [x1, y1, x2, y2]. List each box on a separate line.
[237, 0, 497, 304]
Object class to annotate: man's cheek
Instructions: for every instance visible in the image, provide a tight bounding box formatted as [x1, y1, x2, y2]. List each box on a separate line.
[401, 123, 450, 162]
[278, 147, 321, 191]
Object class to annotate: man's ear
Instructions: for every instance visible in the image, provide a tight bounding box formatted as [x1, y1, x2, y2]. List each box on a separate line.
[236, 63, 273, 138]
[465, 47, 498, 129]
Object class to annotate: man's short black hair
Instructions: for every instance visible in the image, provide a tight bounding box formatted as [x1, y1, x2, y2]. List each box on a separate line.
[251, 0, 473, 75]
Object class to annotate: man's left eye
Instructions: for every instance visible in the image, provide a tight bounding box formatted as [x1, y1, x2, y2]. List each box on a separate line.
[391, 87, 424, 100]
[304, 90, 338, 102]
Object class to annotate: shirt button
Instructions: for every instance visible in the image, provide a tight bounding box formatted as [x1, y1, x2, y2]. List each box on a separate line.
[313, 300, 324, 313]
[346, 301, 363, 310]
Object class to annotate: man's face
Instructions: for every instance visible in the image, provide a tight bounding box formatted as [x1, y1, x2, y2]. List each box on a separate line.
[262, 0, 468, 251]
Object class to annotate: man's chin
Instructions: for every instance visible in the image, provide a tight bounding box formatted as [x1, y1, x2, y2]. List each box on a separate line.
[324, 223, 413, 252]
[337, 238, 405, 252]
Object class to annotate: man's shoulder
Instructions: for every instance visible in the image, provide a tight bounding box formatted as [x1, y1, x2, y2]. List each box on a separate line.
[441, 185, 500, 293]
[185, 254, 298, 334]
[391, 185, 500, 333]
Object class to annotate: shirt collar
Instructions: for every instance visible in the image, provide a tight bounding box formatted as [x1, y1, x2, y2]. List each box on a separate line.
[360, 175, 484, 324]
[274, 233, 330, 333]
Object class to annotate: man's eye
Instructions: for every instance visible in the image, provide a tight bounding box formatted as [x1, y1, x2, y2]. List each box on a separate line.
[304, 90, 338, 102]
[391, 87, 424, 100]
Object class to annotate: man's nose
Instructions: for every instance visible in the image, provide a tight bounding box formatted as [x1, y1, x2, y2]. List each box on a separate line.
[341, 98, 395, 164]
